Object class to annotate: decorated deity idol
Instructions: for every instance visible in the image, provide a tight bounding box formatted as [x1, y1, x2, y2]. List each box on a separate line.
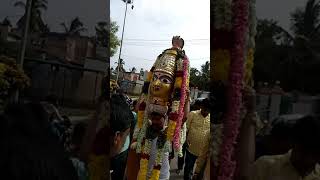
[131, 36, 190, 180]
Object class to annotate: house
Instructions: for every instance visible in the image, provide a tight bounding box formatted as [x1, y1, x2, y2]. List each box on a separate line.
[123, 71, 141, 81]
[0, 24, 21, 42]
[23, 32, 107, 106]
[36, 32, 96, 65]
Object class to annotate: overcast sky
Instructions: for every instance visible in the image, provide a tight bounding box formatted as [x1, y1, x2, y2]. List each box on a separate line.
[0, 0, 307, 70]
[111, 0, 306, 71]
[110, 0, 210, 71]
[0, 0, 107, 36]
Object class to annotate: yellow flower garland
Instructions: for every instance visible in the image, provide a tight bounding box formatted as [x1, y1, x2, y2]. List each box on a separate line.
[212, 49, 231, 82]
[244, 48, 254, 86]
[137, 110, 145, 128]
[174, 77, 182, 89]
[150, 169, 161, 180]
[137, 158, 149, 180]
[87, 154, 108, 180]
[167, 120, 177, 141]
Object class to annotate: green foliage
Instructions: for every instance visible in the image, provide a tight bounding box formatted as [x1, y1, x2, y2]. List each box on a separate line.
[0, 55, 30, 100]
[95, 21, 108, 47]
[15, 0, 48, 33]
[110, 21, 120, 57]
[254, 0, 320, 94]
[190, 61, 210, 91]
[61, 17, 87, 35]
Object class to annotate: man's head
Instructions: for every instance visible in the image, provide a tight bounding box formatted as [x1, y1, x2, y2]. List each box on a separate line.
[291, 115, 320, 176]
[200, 98, 210, 117]
[110, 94, 134, 157]
[45, 94, 59, 107]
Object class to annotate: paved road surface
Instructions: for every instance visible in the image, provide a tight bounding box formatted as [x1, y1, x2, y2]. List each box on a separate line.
[170, 155, 184, 180]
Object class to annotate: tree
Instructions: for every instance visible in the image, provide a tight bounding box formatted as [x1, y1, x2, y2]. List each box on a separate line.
[95, 21, 108, 47]
[60, 17, 87, 36]
[14, 0, 48, 33]
[289, 0, 320, 93]
[1, 17, 12, 26]
[95, 20, 120, 57]
[0, 55, 30, 109]
[189, 61, 210, 91]
[290, 0, 320, 41]
[254, 0, 320, 93]
[110, 21, 120, 57]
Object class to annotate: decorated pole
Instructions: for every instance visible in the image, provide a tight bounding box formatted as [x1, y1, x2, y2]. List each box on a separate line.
[212, 0, 257, 179]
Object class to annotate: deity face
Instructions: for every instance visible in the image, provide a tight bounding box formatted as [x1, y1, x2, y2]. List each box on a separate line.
[149, 71, 174, 102]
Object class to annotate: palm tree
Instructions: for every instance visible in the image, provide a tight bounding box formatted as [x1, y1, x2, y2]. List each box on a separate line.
[289, 0, 320, 92]
[254, 0, 320, 92]
[60, 17, 87, 36]
[289, 0, 320, 60]
[14, 0, 48, 33]
[290, 0, 320, 40]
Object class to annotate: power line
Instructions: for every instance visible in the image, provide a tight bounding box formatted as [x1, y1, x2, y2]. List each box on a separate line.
[123, 41, 209, 45]
[122, 54, 210, 61]
[123, 38, 209, 42]
[122, 43, 209, 47]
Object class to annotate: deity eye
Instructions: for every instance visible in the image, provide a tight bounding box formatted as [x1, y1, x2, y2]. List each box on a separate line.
[160, 76, 172, 84]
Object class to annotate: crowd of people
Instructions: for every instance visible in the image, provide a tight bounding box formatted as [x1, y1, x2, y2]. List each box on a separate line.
[1, 86, 320, 180]
[1, 37, 320, 180]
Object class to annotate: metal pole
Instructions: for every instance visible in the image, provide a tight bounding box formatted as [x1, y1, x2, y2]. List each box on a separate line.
[62, 69, 66, 106]
[93, 72, 98, 104]
[116, 0, 129, 82]
[14, 0, 33, 102]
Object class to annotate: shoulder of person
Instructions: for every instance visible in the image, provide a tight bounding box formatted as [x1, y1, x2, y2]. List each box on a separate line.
[306, 164, 320, 179]
[253, 153, 287, 170]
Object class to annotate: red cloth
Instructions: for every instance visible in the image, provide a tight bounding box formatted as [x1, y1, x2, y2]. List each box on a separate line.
[91, 126, 110, 155]
[126, 148, 140, 180]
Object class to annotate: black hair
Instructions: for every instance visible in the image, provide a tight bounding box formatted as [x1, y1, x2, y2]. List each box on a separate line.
[0, 102, 78, 180]
[71, 122, 87, 147]
[45, 94, 59, 107]
[133, 100, 138, 107]
[201, 98, 211, 110]
[292, 115, 320, 151]
[270, 121, 294, 140]
[180, 38, 185, 48]
[111, 94, 134, 134]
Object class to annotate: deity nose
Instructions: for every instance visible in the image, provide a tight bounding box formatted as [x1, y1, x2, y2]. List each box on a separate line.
[154, 79, 161, 86]
[153, 80, 161, 91]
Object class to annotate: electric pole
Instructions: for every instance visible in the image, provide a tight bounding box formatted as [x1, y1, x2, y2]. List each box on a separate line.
[116, 0, 133, 82]
[15, 0, 33, 102]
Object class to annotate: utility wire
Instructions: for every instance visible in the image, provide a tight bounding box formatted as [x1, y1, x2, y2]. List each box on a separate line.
[122, 43, 209, 47]
[123, 38, 209, 41]
[122, 54, 210, 61]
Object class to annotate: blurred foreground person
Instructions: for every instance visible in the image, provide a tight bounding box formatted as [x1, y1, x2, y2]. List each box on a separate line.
[0, 102, 78, 180]
[239, 114, 320, 180]
[84, 94, 133, 180]
[110, 94, 134, 180]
